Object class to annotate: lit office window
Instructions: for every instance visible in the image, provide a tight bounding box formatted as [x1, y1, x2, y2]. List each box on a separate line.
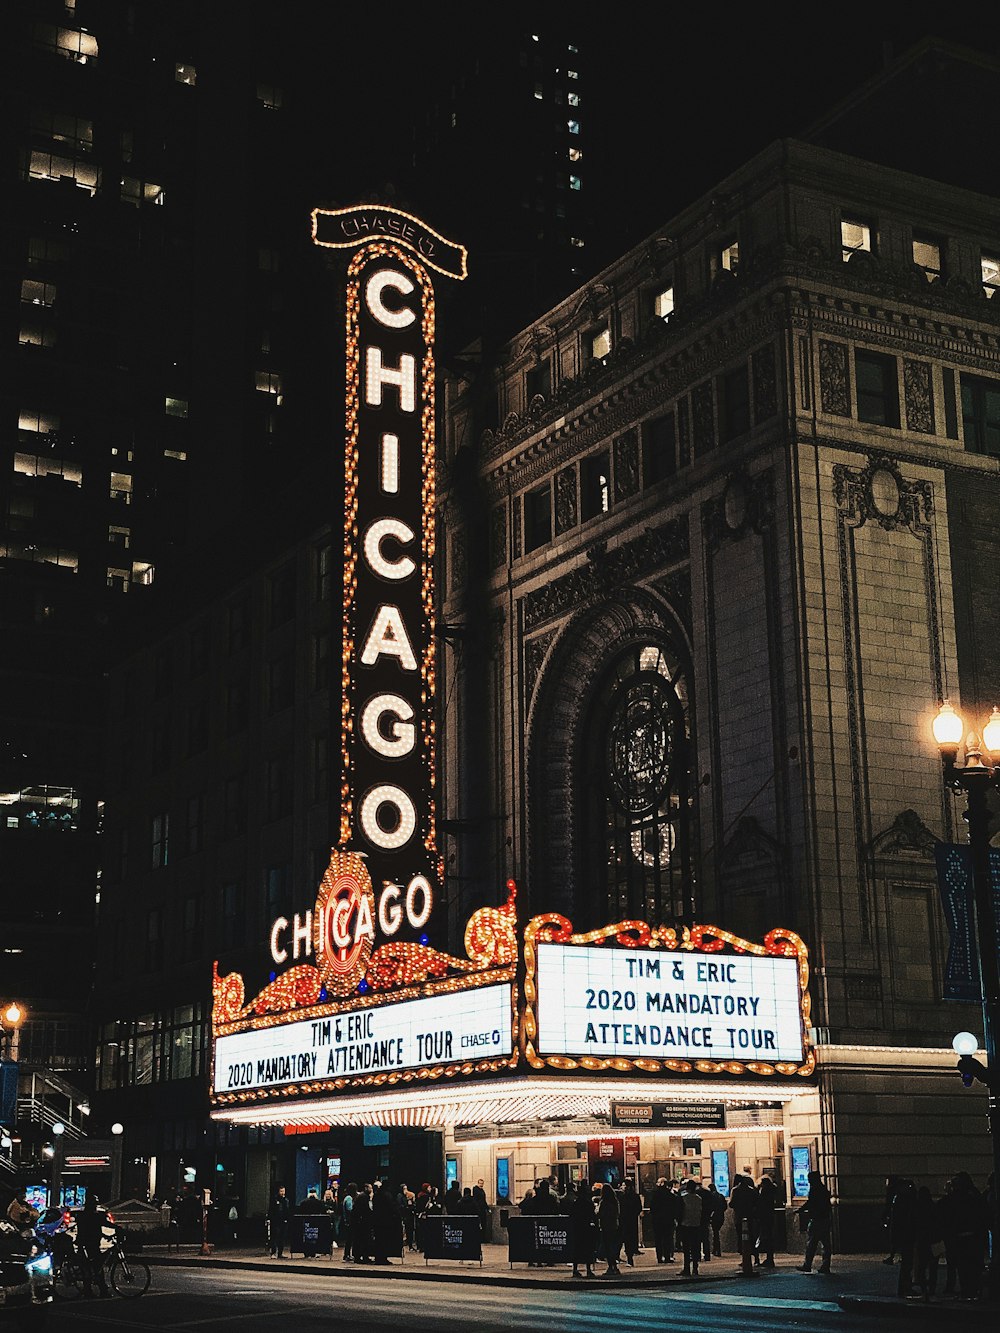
[719, 240, 739, 274]
[175, 63, 197, 85]
[841, 217, 872, 262]
[569, 147, 582, 162]
[165, 396, 188, 418]
[33, 24, 99, 63]
[654, 286, 675, 320]
[567, 119, 580, 134]
[568, 91, 580, 106]
[18, 409, 59, 434]
[255, 370, 282, 395]
[981, 253, 1000, 300]
[590, 326, 611, 360]
[912, 236, 941, 282]
[569, 175, 582, 191]
[256, 83, 282, 109]
[27, 153, 99, 194]
[110, 472, 132, 504]
[21, 279, 57, 306]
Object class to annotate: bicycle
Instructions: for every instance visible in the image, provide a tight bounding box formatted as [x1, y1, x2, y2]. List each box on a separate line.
[52, 1237, 150, 1300]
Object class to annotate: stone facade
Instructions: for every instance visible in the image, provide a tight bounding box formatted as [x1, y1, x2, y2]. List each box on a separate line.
[441, 138, 999, 1244]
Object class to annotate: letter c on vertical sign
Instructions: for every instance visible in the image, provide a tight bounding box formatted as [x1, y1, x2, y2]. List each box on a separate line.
[365, 269, 416, 328]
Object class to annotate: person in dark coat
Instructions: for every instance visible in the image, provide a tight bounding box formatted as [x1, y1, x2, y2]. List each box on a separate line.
[913, 1185, 942, 1299]
[598, 1183, 621, 1277]
[618, 1178, 642, 1266]
[940, 1171, 988, 1300]
[796, 1170, 832, 1274]
[756, 1174, 780, 1267]
[706, 1182, 727, 1257]
[571, 1180, 598, 1279]
[397, 1184, 416, 1250]
[371, 1182, 400, 1264]
[352, 1185, 374, 1263]
[649, 1178, 675, 1262]
[697, 1182, 713, 1262]
[882, 1175, 902, 1263]
[268, 1184, 292, 1259]
[729, 1174, 758, 1274]
[472, 1178, 491, 1241]
[76, 1194, 111, 1297]
[530, 1179, 558, 1213]
[457, 1187, 478, 1215]
[340, 1184, 356, 1261]
[678, 1178, 704, 1276]
[443, 1181, 463, 1215]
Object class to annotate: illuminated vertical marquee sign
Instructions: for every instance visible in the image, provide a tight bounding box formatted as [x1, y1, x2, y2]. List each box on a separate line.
[311, 205, 468, 987]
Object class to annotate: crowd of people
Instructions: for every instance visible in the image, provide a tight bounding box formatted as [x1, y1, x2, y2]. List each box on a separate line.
[266, 1178, 493, 1261]
[881, 1171, 995, 1303]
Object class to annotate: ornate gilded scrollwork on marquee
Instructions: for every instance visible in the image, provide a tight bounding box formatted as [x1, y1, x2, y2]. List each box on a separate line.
[522, 913, 814, 1080]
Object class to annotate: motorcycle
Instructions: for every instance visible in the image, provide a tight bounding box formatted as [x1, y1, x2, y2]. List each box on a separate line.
[0, 1219, 54, 1327]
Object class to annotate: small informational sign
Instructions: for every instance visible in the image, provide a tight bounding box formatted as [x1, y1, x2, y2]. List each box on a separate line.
[611, 1100, 727, 1130]
[507, 1215, 573, 1265]
[536, 944, 803, 1062]
[292, 1216, 334, 1257]
[420, 1214, 482, 1262]
[934, 843, 1000, 1001]
[214, 982, 512, 1095]
[791, 1146, 812, 1198]
[587, 1137, 624, 1187]
[496, 1157, 511, 1204]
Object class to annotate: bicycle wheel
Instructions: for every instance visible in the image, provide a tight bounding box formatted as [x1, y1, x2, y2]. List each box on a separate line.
[53, 1260, 84, 1300]
[109, 1257, 151, 1298]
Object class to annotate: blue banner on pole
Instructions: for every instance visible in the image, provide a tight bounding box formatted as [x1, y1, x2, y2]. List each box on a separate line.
[934, 843, 1000, 1002]
[0, 1061, 17, 1127]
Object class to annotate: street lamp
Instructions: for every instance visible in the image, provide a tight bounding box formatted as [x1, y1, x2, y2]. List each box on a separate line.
[932, 700, 1000, 1290]
[0, 1001, 25, 1061]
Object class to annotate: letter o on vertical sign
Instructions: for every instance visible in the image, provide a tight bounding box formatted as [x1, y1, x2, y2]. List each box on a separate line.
[360, 784, 416, 849]
[406, 875, 433, 929]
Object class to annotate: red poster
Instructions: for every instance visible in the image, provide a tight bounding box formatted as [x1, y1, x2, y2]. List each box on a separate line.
[587, 1137, 625, 1186]
[625, 1136, 640, 1171]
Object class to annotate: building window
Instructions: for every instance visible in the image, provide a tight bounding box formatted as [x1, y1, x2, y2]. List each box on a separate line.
[643, 413, 677, 486]
[912, 235, 942, 283]
[981, 253, 1000, 300]
[842, 216, 873, 262]
[567, 119, 580, 135]
[108, 525, 130, 550]
[721, 364, 751, 440]
[264, 755, 292, 821]
[256, 83, 282, 109]
[719, 240, 739, 275]
[569, 174, 582, 191]
[960, 373, 1000, 456]
[33, 24, 99, 63]
[589, 326, 611, 361]
[568, 91, 580, 106]
[151, 812, 170, 869]
[174, 62, 196, 85]
[27, 152, 99, 194]
[312, 632, 331, 691]
[121, 177, 164, 206]
[581, 451, 611, 521]
[227, 601, 250, 654]
[187, 701, 209, 755]
[266, 654, 294, 713]
[526, 360, 551, 402]
[225, 679, 249, 735]
[265, 862, 291, 915]
[268, 563, 296, 627]
[523, 482, 552, 553]
[255, 370, 282, 396]
[855, 350, 899, 427]
[653, 285, 674, 321]
[106, 566, 129, 593]
[315, 543, 333, 601]
[582, 642, 694, 925]
[165, 396, 188, 418]
[223, 773, 247, 838]
[132, 560, 155, 587]
[110, 472, 132, 504]
[21, 279, 58, 309]
[185, 795, 204, 855]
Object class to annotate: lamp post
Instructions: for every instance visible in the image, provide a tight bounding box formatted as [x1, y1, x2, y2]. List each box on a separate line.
[932, 700, 1000, 1290]
[1, 1001, 25, 1062]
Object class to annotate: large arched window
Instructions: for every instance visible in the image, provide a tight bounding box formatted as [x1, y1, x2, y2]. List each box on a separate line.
[581, 642, 695, 924]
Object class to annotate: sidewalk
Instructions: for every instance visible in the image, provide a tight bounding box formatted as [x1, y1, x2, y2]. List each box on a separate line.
[140, 1242, 997, 1309]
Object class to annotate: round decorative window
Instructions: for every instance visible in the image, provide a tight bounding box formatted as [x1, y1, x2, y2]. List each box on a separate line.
[606, 676, 676, 816]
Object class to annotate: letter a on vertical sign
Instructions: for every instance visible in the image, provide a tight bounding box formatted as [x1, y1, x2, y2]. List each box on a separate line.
[311, 205, 467, 993]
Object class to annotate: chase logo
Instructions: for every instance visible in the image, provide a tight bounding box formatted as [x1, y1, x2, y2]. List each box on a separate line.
[461, 1029, 501, 1049]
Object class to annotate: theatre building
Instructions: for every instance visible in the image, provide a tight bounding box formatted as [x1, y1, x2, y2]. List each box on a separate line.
[99, 79, 997, 1248]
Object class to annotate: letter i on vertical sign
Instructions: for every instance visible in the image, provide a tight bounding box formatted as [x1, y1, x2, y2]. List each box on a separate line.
[311, 205, 467, 982]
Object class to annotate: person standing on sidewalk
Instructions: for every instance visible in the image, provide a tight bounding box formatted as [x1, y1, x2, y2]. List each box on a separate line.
[756, 1173, 780, 1268]
[678, 1178, 704, 1277]
[797, 1170, 833, 1274]
[618, 1178, 642, 1267]
[268, 1184, 292, 1258]
[649, 1178, 674, 1263]
[571, 1180, 598, 1280]
[598, 1183, 621, 1277]
[729, 1173, 758, 1274]
[706, 1181, 726, 1257]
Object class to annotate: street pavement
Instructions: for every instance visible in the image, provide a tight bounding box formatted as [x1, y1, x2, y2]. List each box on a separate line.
[40, 1247, 994, 1330]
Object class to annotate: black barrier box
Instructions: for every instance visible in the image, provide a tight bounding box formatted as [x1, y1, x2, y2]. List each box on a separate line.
[506, 1214, 573, 1266]
[291, 1216, 334, 1257]
[420, 1214, 482, 1262]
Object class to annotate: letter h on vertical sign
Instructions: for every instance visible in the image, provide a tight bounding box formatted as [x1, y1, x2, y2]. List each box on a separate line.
[312, 206, 467, 955]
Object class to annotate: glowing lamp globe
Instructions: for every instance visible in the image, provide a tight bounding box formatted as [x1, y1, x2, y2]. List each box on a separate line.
[932, 701, 964, 749]
[952, 1031, 979, 1056]
[3, 1003, 22, 1026]
[52, 1122, 65, 1136]
[983, 706, 1000, 755]
[111, 1122, 124, 1136]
